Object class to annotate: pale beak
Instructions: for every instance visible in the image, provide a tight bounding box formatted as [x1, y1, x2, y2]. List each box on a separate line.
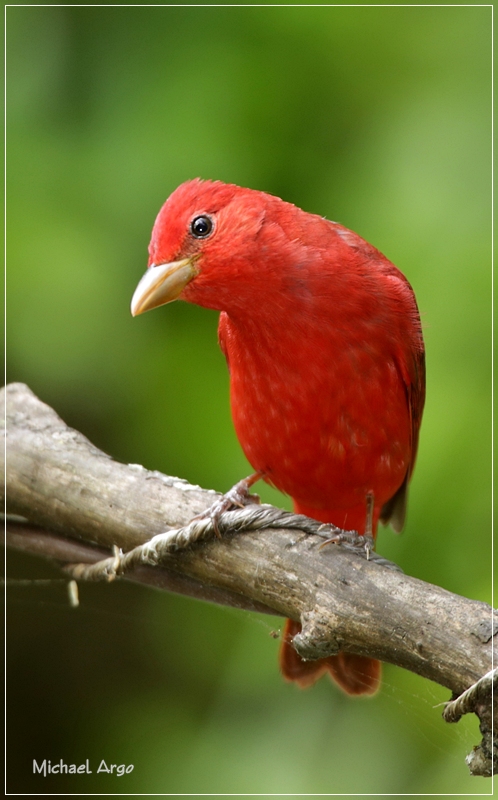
[131, 257, 199, 316]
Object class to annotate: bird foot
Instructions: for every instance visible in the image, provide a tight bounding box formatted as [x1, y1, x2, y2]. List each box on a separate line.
[318, 528, 375, 560]
[193, 472, 263, 537]
[317, 491, 375, 558]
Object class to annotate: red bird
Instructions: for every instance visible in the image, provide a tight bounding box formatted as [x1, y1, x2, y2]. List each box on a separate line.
[131, 179, 425, 695]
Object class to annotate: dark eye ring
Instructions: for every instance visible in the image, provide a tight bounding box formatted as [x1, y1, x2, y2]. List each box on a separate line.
[190, 215, 214, 239]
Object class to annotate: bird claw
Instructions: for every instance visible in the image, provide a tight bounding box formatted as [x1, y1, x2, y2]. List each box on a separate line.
[318, 528, 375, 560]
[193, 473, 263, 538]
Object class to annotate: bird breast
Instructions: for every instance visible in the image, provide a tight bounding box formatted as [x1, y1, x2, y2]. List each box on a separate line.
[220, 307, 412, 512]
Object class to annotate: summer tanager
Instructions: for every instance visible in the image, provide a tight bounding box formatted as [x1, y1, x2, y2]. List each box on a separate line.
[131, 178, 425, 695]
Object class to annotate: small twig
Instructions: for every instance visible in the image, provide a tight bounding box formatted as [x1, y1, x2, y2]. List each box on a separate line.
[65, 504, 402, 583]
[4, 519, 280, 616]
[443, 668, 497, 724]
[442, 668, 497, 778]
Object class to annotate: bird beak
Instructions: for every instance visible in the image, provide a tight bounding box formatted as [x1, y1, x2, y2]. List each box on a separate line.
[131, 257, 199, 316]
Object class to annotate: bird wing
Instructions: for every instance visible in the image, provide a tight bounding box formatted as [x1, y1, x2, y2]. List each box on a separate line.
[380, 316, 426, 533]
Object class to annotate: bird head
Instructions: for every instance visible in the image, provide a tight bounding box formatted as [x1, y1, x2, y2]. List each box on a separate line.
[131, 178, 270, 316]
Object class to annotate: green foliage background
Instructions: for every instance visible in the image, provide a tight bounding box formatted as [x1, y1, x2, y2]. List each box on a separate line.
[7, 4, 491, 795]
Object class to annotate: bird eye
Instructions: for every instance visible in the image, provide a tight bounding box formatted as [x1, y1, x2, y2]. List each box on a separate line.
[190, 215, 213, 239]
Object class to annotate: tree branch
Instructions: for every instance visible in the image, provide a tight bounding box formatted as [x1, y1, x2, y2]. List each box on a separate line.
[2, 382, 496, 775]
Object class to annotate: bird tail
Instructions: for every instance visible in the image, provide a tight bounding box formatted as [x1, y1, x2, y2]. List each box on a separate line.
[279, 618, 381, 696]
[286, 500, 382, 695]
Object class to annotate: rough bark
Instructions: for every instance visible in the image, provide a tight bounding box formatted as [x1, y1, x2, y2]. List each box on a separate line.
[2, 382, 496, 775]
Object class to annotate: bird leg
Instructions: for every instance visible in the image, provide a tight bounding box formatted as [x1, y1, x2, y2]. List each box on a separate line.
[193, 472, 263, 537]
[363, 491, 375, 557]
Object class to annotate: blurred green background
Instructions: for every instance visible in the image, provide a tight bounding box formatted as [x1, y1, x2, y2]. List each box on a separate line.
[6, 3, 491, 795]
